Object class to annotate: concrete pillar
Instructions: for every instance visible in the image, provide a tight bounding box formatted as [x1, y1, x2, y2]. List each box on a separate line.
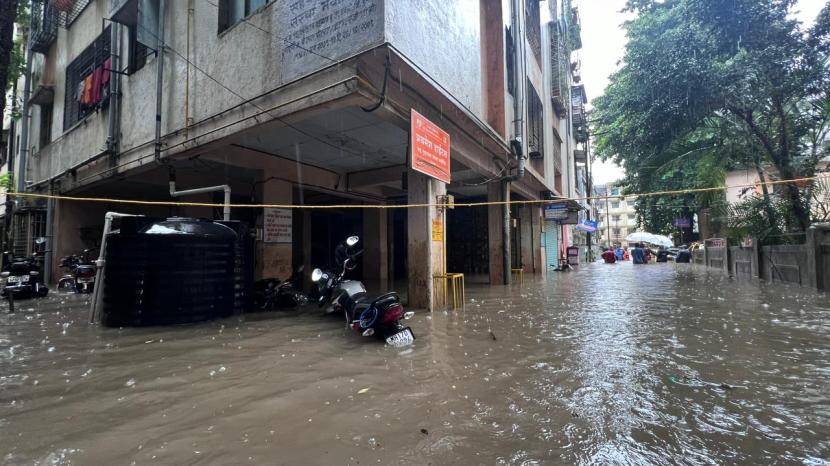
[519, 204, 533, 272]
[531, 205, 548, 276]
[407, 171, 446, 310]
[258, 181, 292, 279]
[302, 210, 312, 292]
[487, 182, 506, 285]
[363, 207, 389, 292]
[806, 227, 818, 289]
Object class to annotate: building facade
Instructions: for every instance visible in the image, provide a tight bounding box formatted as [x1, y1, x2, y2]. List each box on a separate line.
[595, 182, 639, 247]
[9, 0, 589, 308]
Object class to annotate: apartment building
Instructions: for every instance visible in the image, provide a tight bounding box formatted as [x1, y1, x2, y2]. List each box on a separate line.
[595, 182, 638, 247]
[10, 0, 588, 308]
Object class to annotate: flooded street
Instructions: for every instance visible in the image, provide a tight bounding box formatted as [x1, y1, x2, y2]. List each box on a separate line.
[1, 263, 828, 465]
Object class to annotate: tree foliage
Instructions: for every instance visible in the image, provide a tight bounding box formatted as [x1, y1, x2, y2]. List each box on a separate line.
[594, 0, 830, 239]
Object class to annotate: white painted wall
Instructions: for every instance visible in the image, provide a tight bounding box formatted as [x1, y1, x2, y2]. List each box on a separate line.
[384, 0, 482, 117]
[28, 0, 385, 184]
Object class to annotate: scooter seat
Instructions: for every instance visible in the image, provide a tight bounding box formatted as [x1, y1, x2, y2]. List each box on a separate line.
[371, 292, 399, 309]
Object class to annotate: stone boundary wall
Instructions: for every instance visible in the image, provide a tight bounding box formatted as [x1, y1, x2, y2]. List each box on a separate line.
[694, 224, 830, 291]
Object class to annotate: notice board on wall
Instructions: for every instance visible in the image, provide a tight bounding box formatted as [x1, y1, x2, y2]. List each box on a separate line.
[263, 208, 292, 244]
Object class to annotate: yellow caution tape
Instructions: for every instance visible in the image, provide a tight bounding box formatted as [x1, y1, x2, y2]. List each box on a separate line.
[2, 176, 822, 210]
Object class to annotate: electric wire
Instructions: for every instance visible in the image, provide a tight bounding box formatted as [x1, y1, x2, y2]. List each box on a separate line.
[4, 176, 823, 210]
[135, 21, 376, 159]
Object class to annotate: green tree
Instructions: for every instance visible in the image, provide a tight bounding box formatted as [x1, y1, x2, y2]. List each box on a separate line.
[594, 0, 830, 237]
[1, 1, 25, 121]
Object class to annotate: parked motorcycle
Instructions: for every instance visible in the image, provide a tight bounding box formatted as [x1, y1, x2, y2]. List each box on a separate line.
[312, 236, 415, 346]
[57, 249, 97, 294]
[251, 266, 308, 310]
[1, 238, 49, 299]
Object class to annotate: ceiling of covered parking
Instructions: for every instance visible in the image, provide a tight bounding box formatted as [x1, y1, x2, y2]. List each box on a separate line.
[233, 107, 410, 174]
[228, 105, 480, 196]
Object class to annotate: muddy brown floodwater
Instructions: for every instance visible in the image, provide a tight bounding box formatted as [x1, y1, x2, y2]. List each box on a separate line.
[1, 262, 829, 465]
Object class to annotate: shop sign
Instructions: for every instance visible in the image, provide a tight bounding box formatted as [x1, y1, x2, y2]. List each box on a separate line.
[264, 208, 292, 244]
[673, 217, 691, 228]
[544, 204, 569, 220]
[411, 109, 451, 184]
[432, 219, 444, 241]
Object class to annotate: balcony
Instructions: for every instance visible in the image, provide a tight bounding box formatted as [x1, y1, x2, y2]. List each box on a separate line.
[569, 7, 582, 50]
[574, 149, 586, 164]
[571, 84, 587, 135]
[30, 0, 58, 54]
[548, 23, 568, 117]
[575, 126, 589, 143]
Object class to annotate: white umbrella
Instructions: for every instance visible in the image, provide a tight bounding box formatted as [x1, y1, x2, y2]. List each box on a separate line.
[649, 234, 674, 247]
[626, 232, 672, 247]
[626, 232, 656, 243]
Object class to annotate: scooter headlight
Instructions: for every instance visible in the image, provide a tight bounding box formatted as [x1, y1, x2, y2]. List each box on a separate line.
[311, 268, 323, 283]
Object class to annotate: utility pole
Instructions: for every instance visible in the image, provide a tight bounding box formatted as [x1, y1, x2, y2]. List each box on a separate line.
[605, 184, 613, 247]
[584, 139, 594, 261]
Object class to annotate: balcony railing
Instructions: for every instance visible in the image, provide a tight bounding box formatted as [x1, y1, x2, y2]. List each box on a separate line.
[548, 23, 568, 117]
[571, 84, 587, 134]
[569, 7, 582, 50]
[574, 149, 586, 164]
[30, 0, 58, 54]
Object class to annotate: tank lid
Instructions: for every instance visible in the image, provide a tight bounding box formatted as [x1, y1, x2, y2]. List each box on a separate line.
[141, 217, 237, 238]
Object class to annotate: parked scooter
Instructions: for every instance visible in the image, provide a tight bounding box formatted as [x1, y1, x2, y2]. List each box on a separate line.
[312, 236, 415, 346]
[57, 249, 97, 293]
[1, 238, 49, 299]
[251, 266, 308, 310]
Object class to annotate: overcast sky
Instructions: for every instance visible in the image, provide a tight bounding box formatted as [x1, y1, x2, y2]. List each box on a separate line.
[577, 0, 829, 185]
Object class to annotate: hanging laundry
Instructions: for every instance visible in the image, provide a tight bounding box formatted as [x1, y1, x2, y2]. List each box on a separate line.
[91, 66, 103, 105]
[81, 74, 94, 105]
[77, 79, 85, 104]
[101, 58, 112, 102]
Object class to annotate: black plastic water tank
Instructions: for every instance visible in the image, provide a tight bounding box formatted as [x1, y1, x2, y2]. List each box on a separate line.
[217, 221, 254, 314]
[102, 217, 237, 326]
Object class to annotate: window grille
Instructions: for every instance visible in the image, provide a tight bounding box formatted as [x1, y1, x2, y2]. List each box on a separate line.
[63, 27, 111, 131]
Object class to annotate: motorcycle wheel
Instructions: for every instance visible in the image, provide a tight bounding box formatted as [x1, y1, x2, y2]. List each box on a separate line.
[358, 307, 379, 329]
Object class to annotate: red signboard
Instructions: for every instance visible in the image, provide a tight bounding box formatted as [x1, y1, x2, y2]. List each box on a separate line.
[410, 109, 451, 184]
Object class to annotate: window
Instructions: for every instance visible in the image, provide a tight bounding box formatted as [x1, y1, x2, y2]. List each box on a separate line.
[505, 27, 516, 96]
[63, 28, 111, 130]
[612, 228, 621, 237]
[38, 104, 52, 150]
[612, 215, 621, 223]
[611, 201, 620, 209]
[219, 0, 273, 33]
[527, 80, 544, 158]
[525, 0, 541, 64]
[611, 188, 621, 196]
[128, 26, 150, 74]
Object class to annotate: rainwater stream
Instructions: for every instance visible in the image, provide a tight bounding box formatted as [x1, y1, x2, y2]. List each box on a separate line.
[1, 263, 828, 465]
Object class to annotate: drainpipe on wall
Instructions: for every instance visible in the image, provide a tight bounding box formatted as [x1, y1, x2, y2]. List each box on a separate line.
[154, 0, 166, 163]
[106, 23, 121, 155]
[44, 188, 54, 285]
[504, 138, 526, 284]
[502, 0, 528, 286]
[15, 45, 33, 194]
